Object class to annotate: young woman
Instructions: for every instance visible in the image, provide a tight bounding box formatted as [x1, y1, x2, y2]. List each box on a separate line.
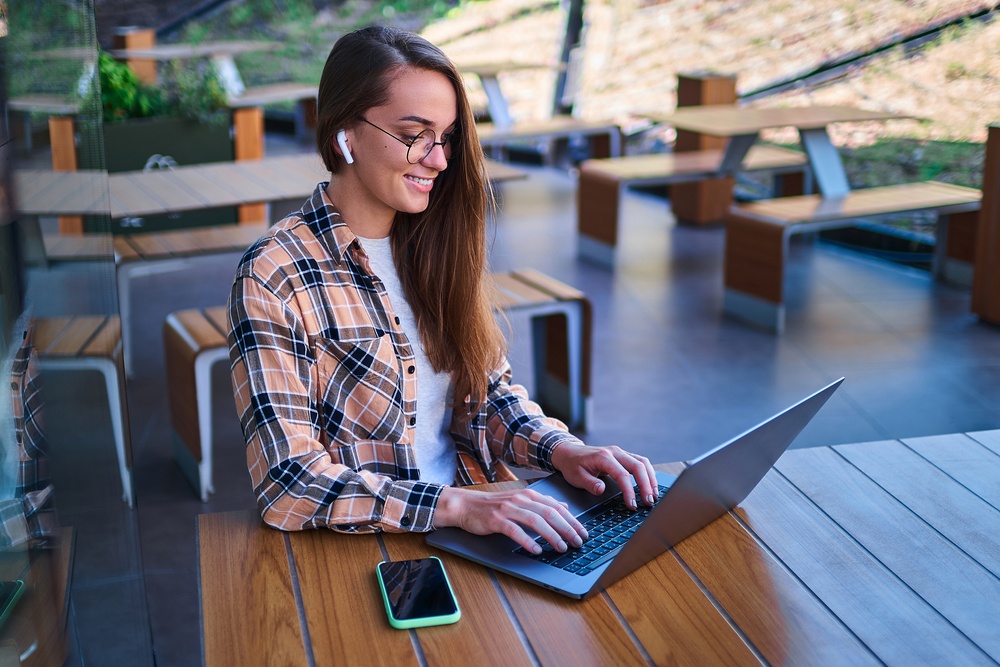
[228, 26, 657, 555]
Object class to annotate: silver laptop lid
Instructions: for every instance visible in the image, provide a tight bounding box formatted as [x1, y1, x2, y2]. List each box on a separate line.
[594, 377, 844, 592]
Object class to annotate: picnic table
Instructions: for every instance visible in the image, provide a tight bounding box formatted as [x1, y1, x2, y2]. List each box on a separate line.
[198, 429, 1000, 665]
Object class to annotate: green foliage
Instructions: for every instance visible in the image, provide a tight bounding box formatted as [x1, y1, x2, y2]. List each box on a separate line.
[161, 59, 230, 124]
[96, 51, 228, 124]
[97, 52, 166, 121]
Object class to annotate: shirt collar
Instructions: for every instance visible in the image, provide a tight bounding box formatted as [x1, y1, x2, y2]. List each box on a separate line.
[298, 183, 364, 266]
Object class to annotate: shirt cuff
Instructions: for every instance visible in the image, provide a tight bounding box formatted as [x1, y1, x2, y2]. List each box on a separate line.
[380, 481, 444, 532]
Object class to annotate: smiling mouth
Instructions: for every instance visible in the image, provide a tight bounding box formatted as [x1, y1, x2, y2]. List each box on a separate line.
[405, 175, 434, 186]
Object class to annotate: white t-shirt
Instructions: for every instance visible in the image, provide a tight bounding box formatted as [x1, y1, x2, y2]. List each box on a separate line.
[356, 235, 457, 486]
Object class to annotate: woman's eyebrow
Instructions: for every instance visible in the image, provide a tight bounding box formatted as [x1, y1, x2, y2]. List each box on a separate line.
[399, 114, 458, 129]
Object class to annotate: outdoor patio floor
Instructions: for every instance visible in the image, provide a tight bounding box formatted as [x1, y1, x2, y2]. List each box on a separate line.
[27, 136, 1000, 665]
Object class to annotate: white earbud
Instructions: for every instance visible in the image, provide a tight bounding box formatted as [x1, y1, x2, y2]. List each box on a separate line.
[336, 129, 354, 164]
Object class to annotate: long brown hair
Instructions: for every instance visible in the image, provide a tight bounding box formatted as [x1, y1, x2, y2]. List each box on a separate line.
[316, 26, 505, 414]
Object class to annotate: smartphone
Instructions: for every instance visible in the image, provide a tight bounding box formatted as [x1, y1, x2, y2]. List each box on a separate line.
[376, 557, 460, 629]
[0, 581, 24, 629]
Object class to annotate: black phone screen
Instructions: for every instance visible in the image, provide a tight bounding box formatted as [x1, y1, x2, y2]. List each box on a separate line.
[377, 558, 457, 621]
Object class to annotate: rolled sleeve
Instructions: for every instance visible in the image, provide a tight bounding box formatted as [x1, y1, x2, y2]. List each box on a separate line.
[484, 360, 584, 471]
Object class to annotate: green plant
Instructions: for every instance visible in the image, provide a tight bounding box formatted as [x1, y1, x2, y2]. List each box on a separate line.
[96, 51, 228, 124]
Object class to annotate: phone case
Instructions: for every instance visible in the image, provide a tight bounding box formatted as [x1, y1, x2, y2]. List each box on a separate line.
[376, 557, 461, 630]
[0, 580, 24, 629]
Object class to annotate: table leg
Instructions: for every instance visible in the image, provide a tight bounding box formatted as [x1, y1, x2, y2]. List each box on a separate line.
[718, 133, 758, 174]
[212, 55, 245, 98]
[798, 127, 850, 198]
[479, 75, 513, 128]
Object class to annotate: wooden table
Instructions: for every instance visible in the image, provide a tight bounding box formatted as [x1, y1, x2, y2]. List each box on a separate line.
[198, 430, 1000, 666]
[649, 105, 909, 198]
[108, 41, 285, 99]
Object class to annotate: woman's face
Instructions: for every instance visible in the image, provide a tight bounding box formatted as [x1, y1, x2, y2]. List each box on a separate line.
[347, 66, 458, 220]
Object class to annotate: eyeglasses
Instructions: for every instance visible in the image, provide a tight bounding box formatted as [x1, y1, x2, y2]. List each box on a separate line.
[360, 117, 455, 164]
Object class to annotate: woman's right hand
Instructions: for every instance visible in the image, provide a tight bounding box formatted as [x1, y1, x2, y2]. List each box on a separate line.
[432, 486, 588, 554]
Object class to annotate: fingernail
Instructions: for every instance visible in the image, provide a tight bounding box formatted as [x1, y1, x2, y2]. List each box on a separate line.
[571, 535, 583, 548]
[558, 540, 567, 552]
[594, 481, 604, 494]
[532, 543, 542, 554]
[646, 494, 654, 505]
[629, 499, 637, 510]
[581, 529, 589, 540]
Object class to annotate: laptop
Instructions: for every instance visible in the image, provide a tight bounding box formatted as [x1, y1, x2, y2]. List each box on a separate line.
[427, 377, 843, 599]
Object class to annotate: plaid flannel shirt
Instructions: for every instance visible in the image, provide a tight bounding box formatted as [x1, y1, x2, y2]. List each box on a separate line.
[1, 318, 57, 550]
[228, 184, 583, 533]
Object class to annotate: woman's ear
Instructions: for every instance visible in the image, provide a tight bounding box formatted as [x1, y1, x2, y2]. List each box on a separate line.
[336, 129, 354, 164]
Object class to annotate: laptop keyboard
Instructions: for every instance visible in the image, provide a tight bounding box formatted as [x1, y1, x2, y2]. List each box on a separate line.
[514, 484, 669, 576]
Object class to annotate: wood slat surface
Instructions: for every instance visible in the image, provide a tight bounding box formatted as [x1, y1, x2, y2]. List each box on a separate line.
[230, 83, 317, 107]
[204, 306, 231, 339]
[492, 272, 557, 310]
[737, 470, 990, 665]
[385, 534, 535, 667]
[650, 105, 910, 137]
[199, 436, 1000, 666]
[605, 549, 762, 665]
[289, 530, 417, 667]
[839, 437, 1000, 577]
[81, 316, 120, 357]
[496, 573, 649, 667]
[170, 309, 228, 350]
[581, 145, 806, 182]
[780, 443, 1000, 662]
[733, 181, 981, 225]
[108, 40, 282, 60]
[199, 511, 306, 667]
[36, 315, 106, 357]
[675, 499, 879, 666]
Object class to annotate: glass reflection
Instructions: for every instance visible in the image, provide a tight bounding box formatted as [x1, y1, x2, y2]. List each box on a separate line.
[3, 2, 152, 664]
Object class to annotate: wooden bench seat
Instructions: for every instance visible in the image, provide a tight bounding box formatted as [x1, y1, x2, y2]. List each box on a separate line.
[577, 145, 810, 266]
[477, 117, 622, 163]
[164, 270, 592, 501]
[33, 315, 133, 506]
[724, 180, 982, 332]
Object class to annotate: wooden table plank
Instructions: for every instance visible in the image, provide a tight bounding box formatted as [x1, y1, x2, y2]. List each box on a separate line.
[737, 469, 992, 666]
[107, 173, 175, 216]
[198, 511, 306, 667]
[288, 530, 418, 667]
[496, 573, 649, 667]
[385, 534, 535, 667]
[649, 105, 909, 136]
[966, 428, 1000, 456]
[781, 443, 1000, 661]
[673, 504, 879, 667]
[836, 437, 1000, 578]
[904, 432, 1000, 509]
[606, 549, 762, 665]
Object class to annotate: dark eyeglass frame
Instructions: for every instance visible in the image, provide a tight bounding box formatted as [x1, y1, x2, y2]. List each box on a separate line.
[360, 117, 455, 164]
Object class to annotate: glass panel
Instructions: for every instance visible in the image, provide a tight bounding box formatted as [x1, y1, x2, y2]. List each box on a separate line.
[2, 3, 154, 665]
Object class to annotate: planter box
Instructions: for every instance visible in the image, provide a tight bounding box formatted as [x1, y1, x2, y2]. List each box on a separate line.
[80, 115, 237, 234]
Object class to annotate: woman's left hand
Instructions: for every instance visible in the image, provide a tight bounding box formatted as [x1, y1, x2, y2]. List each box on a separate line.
[550, 442, 659, 509]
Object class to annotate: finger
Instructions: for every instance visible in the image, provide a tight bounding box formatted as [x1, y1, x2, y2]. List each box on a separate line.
[527, 497, 588, 547]
[501, 520, 544, 554]
[622, 454, 658, 506]
[511, 505, 571, 552]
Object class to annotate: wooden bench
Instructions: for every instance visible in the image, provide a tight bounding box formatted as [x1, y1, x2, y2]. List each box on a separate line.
[724, 181, 982, 332]
[33, 315, 133, 507]
[164, 269, 592, 501]
[576, 145, 810, 266]
[477, 117, 623, 163]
